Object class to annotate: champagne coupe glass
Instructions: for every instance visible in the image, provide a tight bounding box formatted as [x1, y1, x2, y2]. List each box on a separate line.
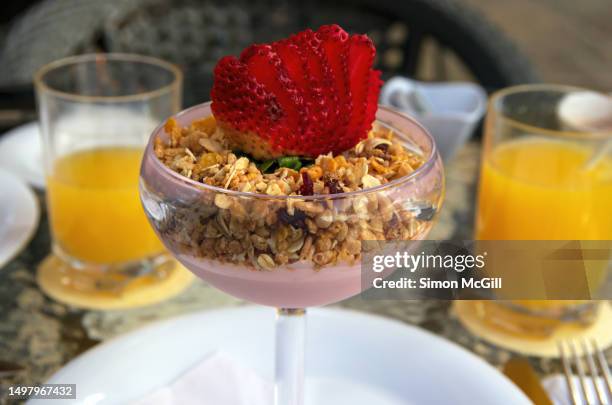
[140, 102, 444, 405]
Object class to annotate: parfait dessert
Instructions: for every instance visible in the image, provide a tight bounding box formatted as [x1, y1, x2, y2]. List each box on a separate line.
[140, 24, 444, 308]
[140, 24, 443, 405]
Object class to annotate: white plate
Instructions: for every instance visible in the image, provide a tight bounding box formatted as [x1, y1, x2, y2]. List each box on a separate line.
[0, 122, 45, 189]
[36, 307, 530, 405]
[0, 168, 39, 268]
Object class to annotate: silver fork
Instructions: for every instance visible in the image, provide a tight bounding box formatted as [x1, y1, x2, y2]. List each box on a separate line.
[558, 339, 612, 405]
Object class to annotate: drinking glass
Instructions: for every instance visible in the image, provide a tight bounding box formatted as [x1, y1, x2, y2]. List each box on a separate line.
[140, 102, 444, 405]
[475, 84, 612, 337]
[35, 53, 183, 299]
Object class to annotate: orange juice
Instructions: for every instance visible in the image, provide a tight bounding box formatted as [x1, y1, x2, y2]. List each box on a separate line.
[477, 138, 612, 240]
[47, 147, 164, 264]
[476, 138, 611, 313]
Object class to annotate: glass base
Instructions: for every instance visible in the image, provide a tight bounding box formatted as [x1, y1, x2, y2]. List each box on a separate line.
[467, 301, 600, 338]
[454, 301, 612, 357]
[36, 253, 193, 310]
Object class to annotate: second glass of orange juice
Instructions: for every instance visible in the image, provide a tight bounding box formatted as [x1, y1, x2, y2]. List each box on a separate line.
[35, 54, 185, 303]
[47, 147, 164, 264]
[475, 85, 611, 337]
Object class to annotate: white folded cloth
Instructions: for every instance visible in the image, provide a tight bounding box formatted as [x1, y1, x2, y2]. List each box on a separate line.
[543, 375, 611, 405]
[134, 353, 611, 405]
[132, 352, 272, 405]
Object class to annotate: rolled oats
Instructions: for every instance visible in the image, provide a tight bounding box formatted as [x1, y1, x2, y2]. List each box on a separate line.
[228, 240, 243, 254]
[313, 251, 335, 266]
[199, 137, 224, 153]
[344, 239, 361, 255]
[329, 221, 349, 242]
[257, 254, 276, 271]
[287, 237, 305, 254]
[315, 236, 332, 253]
[300, 236, 315, 260]
[214, 194, 232, 209]
[305, 218, 318, 234]
[361, 174, 381, 188]
[352, 196, 369, 217]
[266, 183, 283, 196]
[275, 253, 290, 265]
[315, 210, 333, 229]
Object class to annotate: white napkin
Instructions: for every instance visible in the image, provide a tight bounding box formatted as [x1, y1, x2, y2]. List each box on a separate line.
[132, 352, 273, 405]
[134, 354, 612, 405]
[543, 375, 611, 405]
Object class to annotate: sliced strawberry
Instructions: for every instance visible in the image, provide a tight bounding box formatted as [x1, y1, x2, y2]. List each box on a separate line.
[365, 69, 383, 133]
[239, 44, 305, 151]
[273, 39, 309, 92]
[316, 24, 351, 145]
[289, 29, 339, 156]
[211, 56, 273, 139]
[316, 25, 349, 98]
[210, 25, 382, 159]
[344, 34, 376, 151]
[272, 37, 321, 153]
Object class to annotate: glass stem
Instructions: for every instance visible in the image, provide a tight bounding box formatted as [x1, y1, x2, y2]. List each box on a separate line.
[275, 308, 306, 405]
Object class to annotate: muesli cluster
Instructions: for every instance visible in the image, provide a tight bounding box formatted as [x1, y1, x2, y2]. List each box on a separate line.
[154, 116, 429, 270]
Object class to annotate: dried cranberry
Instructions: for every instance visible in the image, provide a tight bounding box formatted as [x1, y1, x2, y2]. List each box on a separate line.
[324, 177, 342, 194]
[299, 172, 314, 196]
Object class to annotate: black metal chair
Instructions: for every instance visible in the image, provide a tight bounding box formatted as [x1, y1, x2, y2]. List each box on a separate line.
[0, 0, 538, 128]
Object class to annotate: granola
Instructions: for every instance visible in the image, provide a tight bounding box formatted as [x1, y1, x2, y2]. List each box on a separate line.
[153, 116, 429, 270]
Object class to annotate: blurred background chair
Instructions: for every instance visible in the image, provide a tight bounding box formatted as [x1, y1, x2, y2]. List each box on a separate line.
[0, 0, 538, 131]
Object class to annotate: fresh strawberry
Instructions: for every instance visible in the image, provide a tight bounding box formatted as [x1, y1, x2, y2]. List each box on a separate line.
[211, 24, 382, 159]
